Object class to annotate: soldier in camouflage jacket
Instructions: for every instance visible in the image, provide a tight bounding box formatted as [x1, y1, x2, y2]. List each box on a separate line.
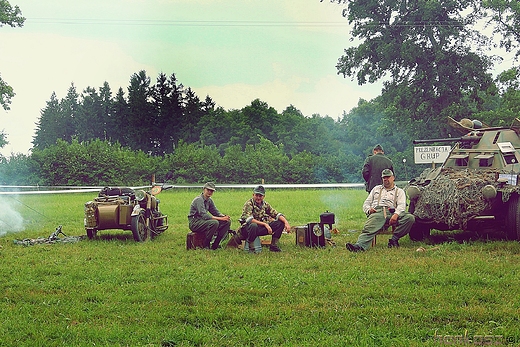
[240, 185, 290, 253]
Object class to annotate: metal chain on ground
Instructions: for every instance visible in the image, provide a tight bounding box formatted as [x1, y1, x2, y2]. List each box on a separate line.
[13, 225, 86, 246]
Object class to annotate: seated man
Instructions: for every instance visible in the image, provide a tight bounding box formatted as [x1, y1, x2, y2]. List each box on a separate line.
[346, 169, 415, 252]
[188, 182, 231, 250]
[240, 185, 290, 253]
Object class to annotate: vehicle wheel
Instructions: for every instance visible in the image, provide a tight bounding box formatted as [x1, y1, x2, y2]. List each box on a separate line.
[131, 211, 149, 242]
[409, 222, 430, 241]
[86, 228, 97, 239]
[505, 194, 520, 240]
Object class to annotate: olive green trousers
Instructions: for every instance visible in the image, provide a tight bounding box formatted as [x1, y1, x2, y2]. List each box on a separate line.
[354, 209, 415, 250]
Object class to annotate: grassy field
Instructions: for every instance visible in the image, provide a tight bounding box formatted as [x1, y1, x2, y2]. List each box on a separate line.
[1, 188, 520, 346]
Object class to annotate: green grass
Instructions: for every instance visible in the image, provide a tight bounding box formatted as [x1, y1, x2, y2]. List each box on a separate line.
[1, 188, 520, 346]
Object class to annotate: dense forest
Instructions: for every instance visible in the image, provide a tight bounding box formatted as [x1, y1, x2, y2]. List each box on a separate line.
[1, 0, 520, 186]
[0, 70, 420, 185]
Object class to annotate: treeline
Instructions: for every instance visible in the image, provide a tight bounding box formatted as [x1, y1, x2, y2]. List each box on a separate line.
[32, 70, 409, 159]
[33, 71, 207, 156]
[2, 135, 407, 186]
[0, 137, 356, 186]
[1, 70, 433, 186]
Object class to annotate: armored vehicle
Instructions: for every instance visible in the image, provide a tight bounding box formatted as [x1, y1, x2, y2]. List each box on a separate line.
[407, 117, 520, 241]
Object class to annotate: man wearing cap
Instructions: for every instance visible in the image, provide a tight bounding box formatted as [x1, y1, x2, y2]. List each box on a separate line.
[188, 182, 231, 250]
[346, 169, 415, 251]
[362, 144, 394, 193]
[240, 185, 291, 253]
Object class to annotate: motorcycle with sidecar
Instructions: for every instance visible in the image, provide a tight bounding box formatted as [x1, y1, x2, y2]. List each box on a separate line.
[84, 184, 172, 241]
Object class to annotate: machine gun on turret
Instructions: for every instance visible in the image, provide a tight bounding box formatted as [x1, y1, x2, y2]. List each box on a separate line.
[413, 135, 482, 148]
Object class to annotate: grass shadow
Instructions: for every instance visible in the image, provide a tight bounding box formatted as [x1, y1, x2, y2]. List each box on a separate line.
[91, 231, 136, 242]
[426, 228, 509, 245]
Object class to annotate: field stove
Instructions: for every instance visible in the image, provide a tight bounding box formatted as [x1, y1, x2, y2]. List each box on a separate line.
[296, 211, 335, 248]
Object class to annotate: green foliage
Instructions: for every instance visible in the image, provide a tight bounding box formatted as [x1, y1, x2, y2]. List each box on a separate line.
[0, 76, 15, 111]
[242, 136, 289, 183]
[30, 73, 414, 185]
[0, 0, 25, 110]
[33, 92, 66, 150]
[33, 72, 381, 163]
[31, 139, 160, 186]
[285, 151, 318, 183]
[22, 44, 520, 187]
[474, 67, 520, 126]
[163, 138, 292, 184]
[0, 0, 24, 27]
[220, 144, 247, 183]
[165, 141, 222, 184]
[483, 0, 520, 59]
[334, 0, 496, 140]
[0, 152, 39, 185]
[0, 129, 7, 149]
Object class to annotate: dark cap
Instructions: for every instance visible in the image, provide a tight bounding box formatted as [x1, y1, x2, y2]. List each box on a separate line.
[381, 169, 394, 177]
[203, 182, 216, 191]
[373, 144, 383, 151]
[253, 185, 265, 195]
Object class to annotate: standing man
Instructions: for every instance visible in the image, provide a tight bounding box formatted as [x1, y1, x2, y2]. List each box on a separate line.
[346, 169, 415, 252]
[188, 182, 231, 250]
[362, 144, 394, 193]
[241, 185, 291, 253]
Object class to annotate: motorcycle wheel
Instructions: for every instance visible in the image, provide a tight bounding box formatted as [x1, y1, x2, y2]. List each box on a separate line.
[131, 211, 149, 242]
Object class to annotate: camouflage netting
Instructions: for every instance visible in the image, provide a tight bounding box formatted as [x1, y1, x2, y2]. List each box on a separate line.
[409, 168, 520, 229]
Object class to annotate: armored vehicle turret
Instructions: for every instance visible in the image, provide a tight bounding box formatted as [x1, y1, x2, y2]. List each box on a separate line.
[407, 117, 520, 241]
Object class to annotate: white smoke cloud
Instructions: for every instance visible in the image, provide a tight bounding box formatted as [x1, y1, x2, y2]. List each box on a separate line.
[0, 197, 25, 236]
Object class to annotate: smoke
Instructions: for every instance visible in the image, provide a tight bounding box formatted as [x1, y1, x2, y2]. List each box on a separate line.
[0, 196, 25, 236]
[320, 192, 350, 225]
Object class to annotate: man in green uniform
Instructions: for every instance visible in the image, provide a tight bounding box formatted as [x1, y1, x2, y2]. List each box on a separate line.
[362, 144, 394, 193]
[188, 182, 231, 250]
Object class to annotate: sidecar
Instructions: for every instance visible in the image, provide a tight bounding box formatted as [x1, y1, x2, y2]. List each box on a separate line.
[84, 186, 169, 241]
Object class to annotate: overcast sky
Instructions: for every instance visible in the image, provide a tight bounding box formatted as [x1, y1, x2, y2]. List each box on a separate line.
[0, 0, 385, 156]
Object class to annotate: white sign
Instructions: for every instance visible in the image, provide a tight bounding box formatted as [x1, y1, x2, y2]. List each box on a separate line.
[499, 173, 518, 186]
[414, 146, 451, 164]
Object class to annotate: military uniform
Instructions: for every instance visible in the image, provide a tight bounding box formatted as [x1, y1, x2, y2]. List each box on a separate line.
[188, 183, 231, 249]
[347, 169, 415, 251]
[240, 185, 288, 252]
[362, 145, 394, 192]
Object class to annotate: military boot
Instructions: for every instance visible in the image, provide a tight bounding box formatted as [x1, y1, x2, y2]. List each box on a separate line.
[247, 240, 257, 253]
[203, 236, 212, 250]
[269, 237, 282, 252]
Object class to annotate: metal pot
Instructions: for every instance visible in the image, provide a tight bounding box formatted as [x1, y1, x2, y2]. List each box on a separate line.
[320, 211, 335, 225]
